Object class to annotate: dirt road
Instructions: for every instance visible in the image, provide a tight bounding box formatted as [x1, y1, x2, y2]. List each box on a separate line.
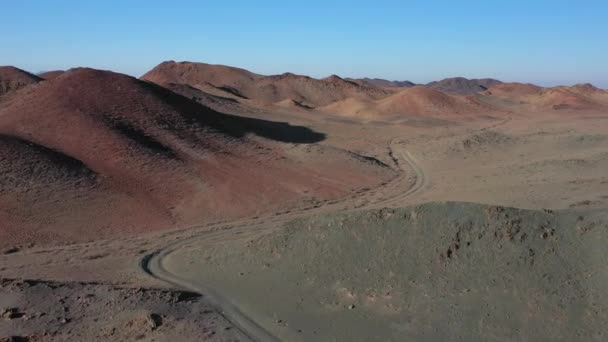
[140, 143, 429, 341]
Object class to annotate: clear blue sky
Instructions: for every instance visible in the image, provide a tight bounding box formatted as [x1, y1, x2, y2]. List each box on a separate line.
[2, 1, 607, 87]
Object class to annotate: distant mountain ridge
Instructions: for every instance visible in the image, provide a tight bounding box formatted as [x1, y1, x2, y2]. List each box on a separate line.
[141, 61, 608, 118]
[483, 82, 608, 111]
[321, 85, 497, 119]
[427, 77, 503, 95]
[0, 66, 42, 97]
[346, 78, 416, 88]
[142, 61, 391, 107]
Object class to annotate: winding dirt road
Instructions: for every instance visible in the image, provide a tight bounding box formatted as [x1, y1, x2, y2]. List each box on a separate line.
[139, 116, 512, 340]
[140, 142, 429, 341]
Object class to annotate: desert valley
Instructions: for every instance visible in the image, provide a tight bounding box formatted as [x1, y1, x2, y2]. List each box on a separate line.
[1, 60, 608, 341]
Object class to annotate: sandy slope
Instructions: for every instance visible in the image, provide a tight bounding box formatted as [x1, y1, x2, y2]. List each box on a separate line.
[0, 66, 42, 98]
[141, 61, 261, 90]
[345, 78, 415, 88]
[2, 64, 608, 341]
[141, 109, 608, 341]
[142, 61, 391, 107]
[3, 104, 608, 340]
[0, 67, 394, 249]
[483, 83, 608, 111]
[320, 86, 499, 120]
[427, 77, 502, 95]
[142, 61, 607, 123]
[38, 70, 66, 80]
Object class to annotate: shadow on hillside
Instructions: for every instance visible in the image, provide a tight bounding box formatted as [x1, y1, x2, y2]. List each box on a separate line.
[142, 81, 326, 144]
[219, 114, 326, 143]
[0, 134, 98, 187]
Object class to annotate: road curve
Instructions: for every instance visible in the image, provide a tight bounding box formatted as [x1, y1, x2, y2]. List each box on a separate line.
[140, 146, 429, 341]
[375, 147, 429, 207]
[141, 241, 280, 342]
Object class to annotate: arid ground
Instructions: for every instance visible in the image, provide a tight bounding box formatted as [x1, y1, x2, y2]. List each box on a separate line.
[1, 63, 608, 341]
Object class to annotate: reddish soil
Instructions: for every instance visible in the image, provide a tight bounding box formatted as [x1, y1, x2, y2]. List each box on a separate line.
[251, 73, 390, 106]
[142, 61, 391, 107]
[159, 82, 254, 114]
[0, 68, 393, 249]
[3, 61, 605, 249]
[142, 62, 607, 121]
[426, 77, 502, 95]
[321, 86, 497, 119]
[346, 78, 416, 88]
[0, 66, 42, 97]
[484, 82, 543, 97]
[38, 70, 66, 80]
[142, 61, 261, 91]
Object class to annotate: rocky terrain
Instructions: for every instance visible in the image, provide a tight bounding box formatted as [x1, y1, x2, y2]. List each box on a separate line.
[427, 77, 503, 95]
[320, 86, 499, 120]
[0, 278, 246, 342]
[1, 61, 607, 341]
[142, 61, 392, 108]
[37, 71, 65, 80]
[345, 78, 416, 88]
[0, 67, 393, 249]
[165, 203, 608, 341]
[0, 67, 42, 98]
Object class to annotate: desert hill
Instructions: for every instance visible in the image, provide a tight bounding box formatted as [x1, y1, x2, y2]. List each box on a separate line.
[346, 77, 416, 88]
[249, 73, 390, 106]
[565, 83, 604, 94]
[0, 67, 393, 248]
[142, 62, 608, 118]
[0, 66, 42, 97]
[483, 82, 608, 111]
[159, 82, 255, 115]
[550, 84, 608, 104]
[321, 85, 496, 119]
[537, 87, 604, 110]
[142, 61, 391, 107]
[142, 60, 261, 90]
[484, 82, 543, 98]
[180, 202, 608, 341]
[38, 70, 66, 80]
[427, 77, 502, 95]
[274, 98, 316, 110]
